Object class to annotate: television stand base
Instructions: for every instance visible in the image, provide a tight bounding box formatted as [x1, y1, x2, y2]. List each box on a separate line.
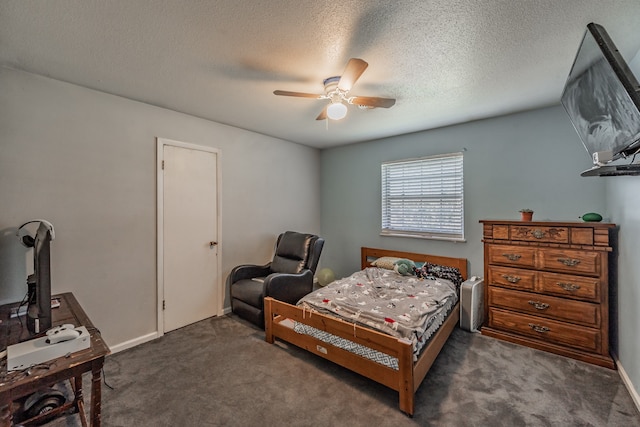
[9, 297, 60, 318]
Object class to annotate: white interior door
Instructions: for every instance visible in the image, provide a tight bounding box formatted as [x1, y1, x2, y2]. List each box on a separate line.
[160, 140, 219, 333]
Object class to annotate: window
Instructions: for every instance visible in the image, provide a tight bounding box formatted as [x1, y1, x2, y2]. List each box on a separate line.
[381, 152, 464, 241]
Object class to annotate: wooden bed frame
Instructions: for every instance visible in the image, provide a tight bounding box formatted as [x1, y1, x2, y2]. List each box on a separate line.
[264, 247, 468, 416]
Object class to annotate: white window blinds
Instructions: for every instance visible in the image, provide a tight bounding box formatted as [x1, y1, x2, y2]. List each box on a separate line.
[381, 152, 464, 241]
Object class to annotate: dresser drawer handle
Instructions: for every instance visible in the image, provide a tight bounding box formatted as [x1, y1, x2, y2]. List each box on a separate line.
[502, 274, 521, 283]
[557, 282, 581, 291]
[502, 253, 522, 261]
[557, 257, 581, 267]
[528, 300, 550, 310]
[528, 323, 550, 333]
[532, 229, 546, 239]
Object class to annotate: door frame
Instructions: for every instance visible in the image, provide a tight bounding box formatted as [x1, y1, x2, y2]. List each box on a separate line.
[156, 137, 223, 337]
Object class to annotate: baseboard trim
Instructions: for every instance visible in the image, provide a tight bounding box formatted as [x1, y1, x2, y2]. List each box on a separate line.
[108, 312, 233, 354]
[108, 331, 159, 354]
[613, 353, 640, 414]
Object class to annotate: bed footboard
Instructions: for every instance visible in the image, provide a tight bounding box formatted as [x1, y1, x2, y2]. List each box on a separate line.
[265, 297, 413, 390]
[265, 297, 459, 416]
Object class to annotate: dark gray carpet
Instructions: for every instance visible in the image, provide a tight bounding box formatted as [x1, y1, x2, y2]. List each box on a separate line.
[47, 314, 639, 426]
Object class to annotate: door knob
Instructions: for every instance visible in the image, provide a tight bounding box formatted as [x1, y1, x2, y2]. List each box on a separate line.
[209, 241, 218, 248]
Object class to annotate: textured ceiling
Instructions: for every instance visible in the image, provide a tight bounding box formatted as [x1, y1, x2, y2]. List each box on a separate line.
[2, 1, 640, 148]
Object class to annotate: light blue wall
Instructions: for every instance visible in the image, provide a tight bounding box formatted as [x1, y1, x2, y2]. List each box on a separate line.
[321, 100, 639, 402]
[320, 105, 606, 280]
[607, 178, 640, 403]
[605, 50, 640, 405]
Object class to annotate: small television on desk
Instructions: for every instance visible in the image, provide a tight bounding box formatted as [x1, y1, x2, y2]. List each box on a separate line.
[17, 220, 55, 334]
[561, 23, 640, 176]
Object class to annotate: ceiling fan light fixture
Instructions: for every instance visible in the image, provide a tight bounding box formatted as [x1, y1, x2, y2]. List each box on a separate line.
[327, 102, 347, 120]
[273, 58, 395, 121]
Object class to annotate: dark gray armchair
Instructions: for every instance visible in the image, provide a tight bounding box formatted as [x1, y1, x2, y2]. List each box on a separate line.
[230, 231, 324, 328]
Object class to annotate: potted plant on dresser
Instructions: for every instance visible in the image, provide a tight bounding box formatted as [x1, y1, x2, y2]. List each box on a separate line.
[519, 209, 534, 221]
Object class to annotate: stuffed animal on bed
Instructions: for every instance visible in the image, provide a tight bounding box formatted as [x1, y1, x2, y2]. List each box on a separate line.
[393, 258, 416, 276]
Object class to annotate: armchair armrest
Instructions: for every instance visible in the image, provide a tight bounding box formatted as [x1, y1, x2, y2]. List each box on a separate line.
[264, 269, 314, 305]
[230, 263, 272, 283]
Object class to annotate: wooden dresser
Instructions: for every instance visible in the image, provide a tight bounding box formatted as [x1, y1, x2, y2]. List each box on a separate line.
[480, 220, 616, 369]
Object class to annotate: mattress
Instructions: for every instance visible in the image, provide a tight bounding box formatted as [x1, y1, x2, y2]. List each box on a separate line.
[292, 267, 460, 368]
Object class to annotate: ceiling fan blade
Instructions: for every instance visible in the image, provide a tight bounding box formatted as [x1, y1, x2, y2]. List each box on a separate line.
[337, 58, 368, 92]
[273, 90, 323, 99]
[316, 107, 328, 121]
[350, 96, 396, 108]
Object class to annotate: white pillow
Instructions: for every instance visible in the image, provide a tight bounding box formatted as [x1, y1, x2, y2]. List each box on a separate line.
[370, 256, 402, 270]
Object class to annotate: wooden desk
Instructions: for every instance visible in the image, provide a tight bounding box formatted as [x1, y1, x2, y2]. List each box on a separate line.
[0, 293, 110, 426]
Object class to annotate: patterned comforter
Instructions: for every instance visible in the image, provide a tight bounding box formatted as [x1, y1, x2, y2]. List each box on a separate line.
[296, 267, 459, 359]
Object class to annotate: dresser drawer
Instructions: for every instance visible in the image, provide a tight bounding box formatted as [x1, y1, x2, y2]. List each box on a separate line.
[538, 249, 600, 275]
[488, 245, 536, 268]
[487, 266, 535, 291]
[510, 226, 569, 243]
[489, 308, 600, 353]
[571, 227, 594, 245]
[539, 272, 599, 301]
[488, 287, 599, 327]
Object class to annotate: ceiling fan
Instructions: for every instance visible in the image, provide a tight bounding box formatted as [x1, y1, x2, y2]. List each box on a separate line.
[273, 58, 396, 121]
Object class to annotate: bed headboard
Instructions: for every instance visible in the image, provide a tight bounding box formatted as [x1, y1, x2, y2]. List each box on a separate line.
[360, 247, 468, 280]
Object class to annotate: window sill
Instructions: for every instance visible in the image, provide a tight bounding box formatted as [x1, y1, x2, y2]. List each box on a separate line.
[380, 230, 466, 242]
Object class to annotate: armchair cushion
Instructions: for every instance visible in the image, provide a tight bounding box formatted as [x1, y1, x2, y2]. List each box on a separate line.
[270, 232, 316, 274]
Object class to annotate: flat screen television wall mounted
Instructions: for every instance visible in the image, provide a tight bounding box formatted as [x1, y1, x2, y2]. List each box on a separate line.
[561, 22, 640, 176]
